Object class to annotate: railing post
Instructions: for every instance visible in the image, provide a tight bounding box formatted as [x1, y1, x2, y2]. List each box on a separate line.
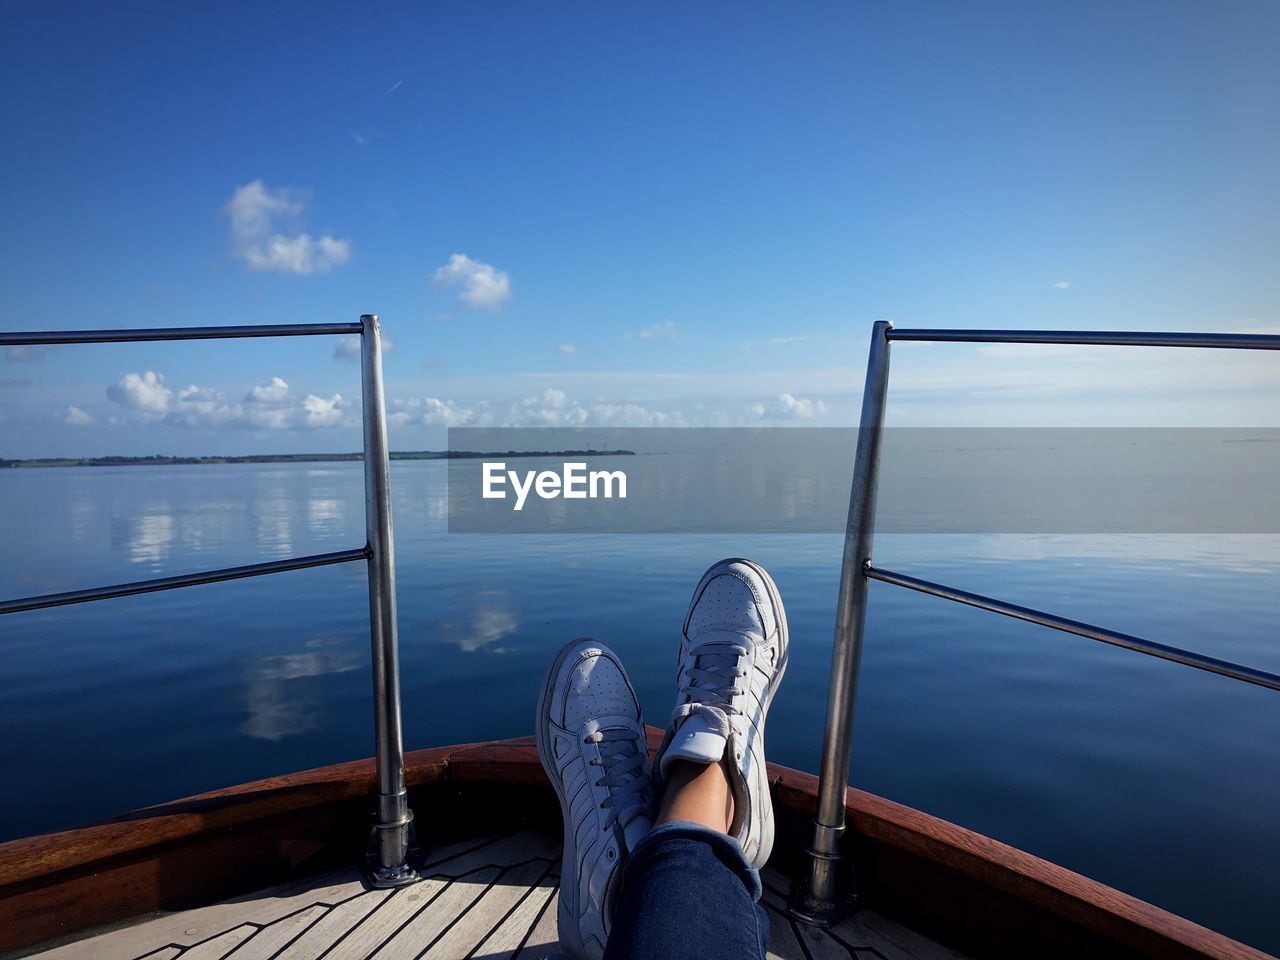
[792, 320, 893, 925]
[360, 313, 419, 888]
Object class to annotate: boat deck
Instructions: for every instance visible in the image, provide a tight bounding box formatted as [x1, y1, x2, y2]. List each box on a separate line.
[22, 830, 967, 960]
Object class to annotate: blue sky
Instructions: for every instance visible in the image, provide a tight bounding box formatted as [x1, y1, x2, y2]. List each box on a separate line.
[2, 0, 1278, 457]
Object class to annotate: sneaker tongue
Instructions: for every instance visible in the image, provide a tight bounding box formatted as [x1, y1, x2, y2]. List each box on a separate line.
[621, 814, 653, 852]
[660, 714, 728, 778]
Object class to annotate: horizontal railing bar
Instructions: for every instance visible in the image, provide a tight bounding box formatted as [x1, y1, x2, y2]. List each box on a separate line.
[885, 328, 1280, 350]
[865, 564, 1280, 692]
[0, 322, 364, 346]
[0, 547, 371, 615]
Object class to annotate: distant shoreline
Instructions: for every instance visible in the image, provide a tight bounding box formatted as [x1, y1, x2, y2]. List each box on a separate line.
[0, 450, 637, 469]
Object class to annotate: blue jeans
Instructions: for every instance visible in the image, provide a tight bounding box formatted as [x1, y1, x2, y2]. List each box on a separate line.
[603, 822, 768, 960]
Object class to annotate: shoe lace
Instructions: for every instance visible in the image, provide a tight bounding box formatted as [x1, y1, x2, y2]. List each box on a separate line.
[671, 640, 749, 737]
[585, 727, 650, 830]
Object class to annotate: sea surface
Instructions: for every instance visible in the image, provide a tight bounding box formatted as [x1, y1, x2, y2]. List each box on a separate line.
[1, 461, 1277, 952]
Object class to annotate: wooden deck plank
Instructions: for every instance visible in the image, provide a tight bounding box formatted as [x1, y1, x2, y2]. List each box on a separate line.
[758, 885, 854, 960]
[15, 829, 960, 960]
[471, 871, 557, 960]
[419, 860, 550, 960]
[790, 918, 856, 960]
[761, 866, 974, 960]
[332, 879, 451, 960]
[23, 870, 365, 960]
[274, 890, 391, 960]
[373, 866, 501, 960]
[830, 908, 970, 960]
[513, 889, 559, 960]
[420, 835, 503, 871]
[765, 903, 807, 960]
[422, 832, 559, 879]
[179, 925, 258, 960]
[222, 904, 327, 959]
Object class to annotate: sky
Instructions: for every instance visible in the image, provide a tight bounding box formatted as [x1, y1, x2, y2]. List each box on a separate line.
[2, 0, 1278, 457]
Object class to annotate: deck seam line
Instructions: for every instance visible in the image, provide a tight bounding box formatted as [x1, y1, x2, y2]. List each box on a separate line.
[509, 876, 558, 959]
[463, 858, 559, 960]
[409, 863, 515, 960]
[418, 835, 506, 873]
[428, 855, 555, 881]
[310, 890, 397, 960]
[167, 922, 262, 960]
[313, 880, 451, 960]
[256, 901, 332, 960]
[787, 915, 818, 960]
[822, 925, 874, 955]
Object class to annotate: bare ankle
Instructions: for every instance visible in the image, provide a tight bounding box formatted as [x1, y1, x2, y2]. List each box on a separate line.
[656, 758, 734, 833]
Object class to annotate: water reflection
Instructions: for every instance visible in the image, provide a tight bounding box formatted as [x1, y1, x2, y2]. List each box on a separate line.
[250, 484, 294, 557]
[240, 638, 360, 741]
[68, 496, 96, 545]
[181, 501, 237, 555]
[111, 511, 175, 566]
[437, 595, 520, 653]
[307, 496, 343, 528]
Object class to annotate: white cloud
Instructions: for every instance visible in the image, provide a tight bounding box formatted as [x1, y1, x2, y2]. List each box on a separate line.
[431, 253, 512, 309]
[391, 397, 476, 428]
[632, 320, 681, 342]
[349, 130, 368, 145]
[245, 376, 290, 405]
[107, 371, 173, 414]
[65, 405, 92, 426]
[106, 370, 350, 430]
[333, 334, 394, 360]
[223, 180, 352, 275]
[391, 388, 686, 429]
[302, 393, 347, 428]
[1052, 281, 1070, 289]
[750, 393, 828, 420]
[555, 343, 577, 355]
[512, 387, 589, 426]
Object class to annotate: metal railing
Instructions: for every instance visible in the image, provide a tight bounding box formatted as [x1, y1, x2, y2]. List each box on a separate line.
[0, 315, 419, 889]
[791, 321, 1280, 925]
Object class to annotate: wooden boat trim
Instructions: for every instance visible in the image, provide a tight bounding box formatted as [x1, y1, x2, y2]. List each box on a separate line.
[768, 766, 1269, 960]
[0, 732, 1270, 960]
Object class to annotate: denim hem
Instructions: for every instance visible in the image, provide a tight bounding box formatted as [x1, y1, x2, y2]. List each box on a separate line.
[630, 820, 763, 902]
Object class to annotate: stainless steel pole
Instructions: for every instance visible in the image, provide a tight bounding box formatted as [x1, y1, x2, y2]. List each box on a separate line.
[361, 313, 418, 888]
[792, 320, 893, 925]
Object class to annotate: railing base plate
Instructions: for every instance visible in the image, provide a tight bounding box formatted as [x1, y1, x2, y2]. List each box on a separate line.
[365, 862, 421, 889]
[788, 883, 860, 928]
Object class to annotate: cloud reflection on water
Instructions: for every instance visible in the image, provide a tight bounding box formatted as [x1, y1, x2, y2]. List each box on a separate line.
[437, 595, 520, 653]
[240, 638, 360, 742]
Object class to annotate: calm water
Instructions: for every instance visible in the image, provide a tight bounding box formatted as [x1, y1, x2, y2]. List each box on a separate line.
[1, 462, 1277, 952]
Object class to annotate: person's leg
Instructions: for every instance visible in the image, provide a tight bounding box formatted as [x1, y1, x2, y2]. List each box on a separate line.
[657, 756, 734, 831]
[603, 558, 790, 960]
[604, 755, 767, 960]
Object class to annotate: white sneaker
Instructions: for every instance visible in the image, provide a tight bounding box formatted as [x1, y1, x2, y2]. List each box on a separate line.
[536, 639, 654, 960]
[653, 558, 789, 868]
